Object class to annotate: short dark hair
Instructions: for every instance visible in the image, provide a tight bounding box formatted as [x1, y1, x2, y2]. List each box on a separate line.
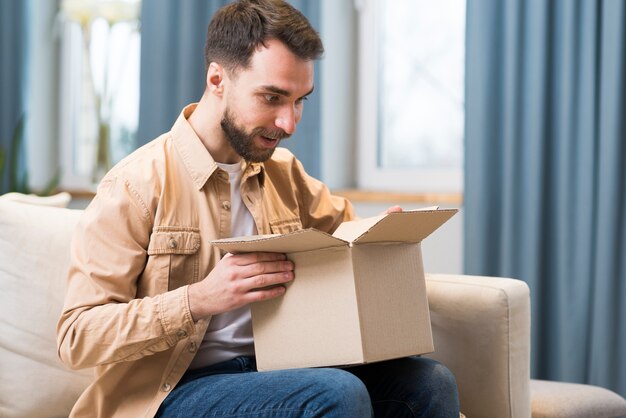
[204, 0, 324, 74]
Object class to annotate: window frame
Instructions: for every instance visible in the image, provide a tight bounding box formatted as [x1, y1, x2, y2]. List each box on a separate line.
[356, 0, 464, 193]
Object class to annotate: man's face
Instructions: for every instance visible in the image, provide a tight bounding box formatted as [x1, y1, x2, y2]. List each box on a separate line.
[220, 107, 290, 163]
[220, 39, 315, 162]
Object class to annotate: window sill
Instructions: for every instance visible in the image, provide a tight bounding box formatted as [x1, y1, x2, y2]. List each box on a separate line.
[332, 189, 463, 206]
[62, 188, 96, 200]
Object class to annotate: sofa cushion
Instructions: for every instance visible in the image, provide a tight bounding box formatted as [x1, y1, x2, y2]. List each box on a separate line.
[531, 379, 626, 418]
[0, 199, 92, 418]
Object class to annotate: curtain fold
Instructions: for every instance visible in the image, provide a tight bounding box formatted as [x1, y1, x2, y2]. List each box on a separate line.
[465, 0, 626, 395]
[137, 0, 321, 177]
[137, 0, 227, 147]
[0, 1, 28, 194]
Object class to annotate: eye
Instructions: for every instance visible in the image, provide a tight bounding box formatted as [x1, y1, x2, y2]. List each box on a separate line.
[264, 94, 280, 103]
[295, 96, 309, 105]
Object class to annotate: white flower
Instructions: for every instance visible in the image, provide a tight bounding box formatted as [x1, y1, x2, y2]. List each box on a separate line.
[61, 0, 97, 28]
[61, 0, 140, 27]
[96, 0, 141, 25]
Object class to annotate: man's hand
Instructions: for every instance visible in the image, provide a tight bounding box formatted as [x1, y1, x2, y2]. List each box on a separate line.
[187, 252, 294, 321]
[384, 205, 403, 214]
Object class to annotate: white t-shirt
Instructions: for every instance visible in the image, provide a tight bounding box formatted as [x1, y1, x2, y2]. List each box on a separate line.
[189, 161, 256, 369]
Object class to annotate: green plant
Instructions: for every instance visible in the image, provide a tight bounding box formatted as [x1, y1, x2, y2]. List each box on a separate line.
[1, 115, 60, 196]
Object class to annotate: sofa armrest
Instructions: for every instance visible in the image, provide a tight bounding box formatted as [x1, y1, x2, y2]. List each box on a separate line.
[425, 274, 531, 418]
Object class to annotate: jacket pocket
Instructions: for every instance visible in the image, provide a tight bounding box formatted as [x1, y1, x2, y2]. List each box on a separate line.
[269, 217, 303, 235]
[147, 227, 201, 292]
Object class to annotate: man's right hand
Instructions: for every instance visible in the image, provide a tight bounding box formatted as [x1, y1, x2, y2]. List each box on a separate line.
[187, 252, 294, 321]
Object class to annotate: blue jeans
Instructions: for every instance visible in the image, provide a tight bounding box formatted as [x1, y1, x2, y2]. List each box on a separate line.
[156, 356, 459, 417]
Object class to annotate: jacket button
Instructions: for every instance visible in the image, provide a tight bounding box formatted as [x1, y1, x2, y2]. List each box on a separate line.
[162, 383, 171, 392]
[168, 238, 178, 249]
[176, 329, 188, 338]
[222, 201, 231, 210]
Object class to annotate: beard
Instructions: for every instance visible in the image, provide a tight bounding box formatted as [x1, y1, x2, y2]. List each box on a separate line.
[220, 108, 290, 163]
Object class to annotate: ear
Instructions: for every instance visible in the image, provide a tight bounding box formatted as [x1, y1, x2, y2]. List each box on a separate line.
[206, 62, 225, 96]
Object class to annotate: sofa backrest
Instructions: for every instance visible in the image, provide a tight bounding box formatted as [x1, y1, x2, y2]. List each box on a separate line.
[0, 199, 92, 418]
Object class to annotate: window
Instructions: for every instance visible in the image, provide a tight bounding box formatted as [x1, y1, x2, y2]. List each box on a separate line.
[357, 0, 466, 193]
[58, 0, 141, 190]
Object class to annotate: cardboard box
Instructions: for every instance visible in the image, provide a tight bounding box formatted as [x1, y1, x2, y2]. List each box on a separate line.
[211, 208, 457, 371]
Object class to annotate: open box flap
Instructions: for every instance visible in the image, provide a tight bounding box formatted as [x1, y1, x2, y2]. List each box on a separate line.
[332, 215, 386, 242]
[336, 209, 458, 245]
[211, 228, 348, 254]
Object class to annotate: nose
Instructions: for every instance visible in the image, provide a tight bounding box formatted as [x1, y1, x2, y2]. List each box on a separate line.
[275, 105, 300, 135]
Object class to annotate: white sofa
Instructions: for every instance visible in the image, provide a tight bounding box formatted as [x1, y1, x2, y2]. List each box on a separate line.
[1, 197, 625, 418]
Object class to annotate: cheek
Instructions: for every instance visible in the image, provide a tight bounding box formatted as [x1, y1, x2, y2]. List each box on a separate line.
[246, 111, 273, 129]
[227, 99, 257, 126]
[227, 95, 279, 129]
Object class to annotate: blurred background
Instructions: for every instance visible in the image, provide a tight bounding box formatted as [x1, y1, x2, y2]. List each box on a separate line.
[1, 0, 624, 399]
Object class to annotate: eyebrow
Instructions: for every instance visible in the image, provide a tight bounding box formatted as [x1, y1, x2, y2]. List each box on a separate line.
[260, 85, 315, 99]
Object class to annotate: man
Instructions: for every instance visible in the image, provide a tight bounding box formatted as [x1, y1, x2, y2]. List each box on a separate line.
[57, 1, 460, 417]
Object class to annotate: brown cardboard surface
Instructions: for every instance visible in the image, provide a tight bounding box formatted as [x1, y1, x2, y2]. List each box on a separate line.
[334, 209, 457, 245]
[351, 243, 433, 361]
[331, 215, 386, 242]
[251, 247, 365, 370]
[212, 228, 347, 254]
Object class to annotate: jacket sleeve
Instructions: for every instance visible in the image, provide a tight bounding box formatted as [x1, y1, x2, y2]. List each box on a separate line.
[290, 158, 357, 233]
[56, 175, 196, 370]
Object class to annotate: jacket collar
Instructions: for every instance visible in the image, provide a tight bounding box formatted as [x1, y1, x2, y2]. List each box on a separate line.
[170, 104, 266, 190]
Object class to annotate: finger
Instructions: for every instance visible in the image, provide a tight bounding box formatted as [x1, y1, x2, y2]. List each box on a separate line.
[241, 259, 294, 278]
[244, 270, 295, 292]
[231, 252, 288, 266]
[385, 205, 403, 214]
[241, 284, 287, 304]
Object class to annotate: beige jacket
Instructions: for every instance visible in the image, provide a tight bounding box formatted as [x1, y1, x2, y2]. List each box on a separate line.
[56, 105, 355, 417]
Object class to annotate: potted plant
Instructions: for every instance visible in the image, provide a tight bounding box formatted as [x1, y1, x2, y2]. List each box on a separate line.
[0, 115, 60, 196]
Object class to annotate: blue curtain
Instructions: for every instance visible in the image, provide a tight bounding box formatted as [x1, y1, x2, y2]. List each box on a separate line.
[465, 0, 626, 396]
[137, 0, 321, 178]
[0, 1, 28, 194]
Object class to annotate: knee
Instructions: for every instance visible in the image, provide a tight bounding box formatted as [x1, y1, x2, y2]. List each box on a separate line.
[308, 369, 372, 418]
[425, 360, 460, 406]
[329, 369, 371, 402]
[431, 360, 457, 386]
